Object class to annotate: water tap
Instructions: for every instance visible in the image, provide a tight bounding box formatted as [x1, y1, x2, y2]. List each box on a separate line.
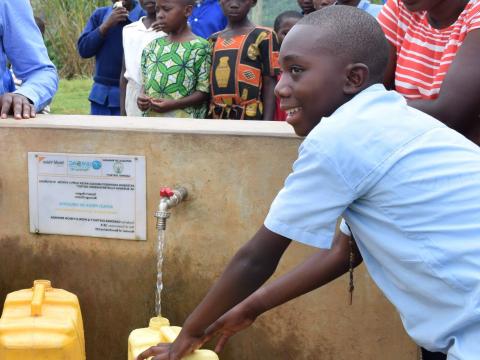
[155, 186, 188, 230]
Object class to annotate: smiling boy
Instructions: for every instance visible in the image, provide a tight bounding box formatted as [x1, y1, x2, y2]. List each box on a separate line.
[138, 6, 480, 360]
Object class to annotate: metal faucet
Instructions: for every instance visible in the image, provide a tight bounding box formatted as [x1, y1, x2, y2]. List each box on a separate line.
[155, 186, 188, 230]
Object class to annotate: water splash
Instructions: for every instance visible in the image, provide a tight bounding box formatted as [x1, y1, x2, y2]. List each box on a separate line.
[155, 229, 166, 317]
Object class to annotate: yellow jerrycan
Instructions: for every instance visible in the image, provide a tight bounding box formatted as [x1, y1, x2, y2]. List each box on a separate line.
[128, 316, 219, 360]
[0, 280, 85, 360]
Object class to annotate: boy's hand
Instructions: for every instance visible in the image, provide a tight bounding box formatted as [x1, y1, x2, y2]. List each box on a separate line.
[100, 7, 129, 35]
[136, 331, 208, 360]
[149, 98, 176, 113]
[205, 301, 258, 353]
[0, 93, 36, 119]
[137, 94, 151, 112]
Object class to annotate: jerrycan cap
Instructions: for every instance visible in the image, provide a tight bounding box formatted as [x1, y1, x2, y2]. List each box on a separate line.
[33, 279, 52, 289]
[149, 316, 170, 330]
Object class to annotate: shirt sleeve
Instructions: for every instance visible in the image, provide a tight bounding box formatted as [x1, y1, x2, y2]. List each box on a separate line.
[264, 139, 356, 249]
[258, 29, 280, 77]
[77, 8, 107, 59]
[194, 41, 211, 94]
[3, 0, 58, 112]
[377, 0, 401, 49]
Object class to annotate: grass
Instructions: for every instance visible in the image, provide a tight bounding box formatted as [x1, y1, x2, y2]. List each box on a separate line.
[50, 78, 92, 115]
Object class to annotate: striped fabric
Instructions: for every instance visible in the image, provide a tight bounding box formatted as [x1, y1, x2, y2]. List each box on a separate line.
[378, 0, 480, 100]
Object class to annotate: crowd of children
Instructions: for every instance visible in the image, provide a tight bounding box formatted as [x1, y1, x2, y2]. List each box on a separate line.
[80, 0, 294, 120]
[78, 0, 396, 121]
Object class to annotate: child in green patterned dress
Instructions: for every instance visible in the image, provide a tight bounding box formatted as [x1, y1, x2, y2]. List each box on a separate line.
[138, 0, 211, 118]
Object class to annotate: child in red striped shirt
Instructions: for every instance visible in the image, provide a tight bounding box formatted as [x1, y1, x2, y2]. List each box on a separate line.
[378, 0, 480, 145]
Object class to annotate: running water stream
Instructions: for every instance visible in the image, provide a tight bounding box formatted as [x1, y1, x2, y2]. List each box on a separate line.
[155, 229, 166, 317]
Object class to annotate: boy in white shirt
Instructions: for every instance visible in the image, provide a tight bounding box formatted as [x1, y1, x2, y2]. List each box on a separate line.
[120, 0, 165, 116]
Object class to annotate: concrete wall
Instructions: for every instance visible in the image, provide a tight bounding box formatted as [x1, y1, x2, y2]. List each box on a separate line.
[0, 116, 418, 360]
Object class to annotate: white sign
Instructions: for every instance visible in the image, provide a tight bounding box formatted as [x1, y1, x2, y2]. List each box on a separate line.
[28, 152, 146, 240]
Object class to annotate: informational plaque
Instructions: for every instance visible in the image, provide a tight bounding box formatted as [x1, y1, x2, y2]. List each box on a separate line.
[28, 152, 146, 240]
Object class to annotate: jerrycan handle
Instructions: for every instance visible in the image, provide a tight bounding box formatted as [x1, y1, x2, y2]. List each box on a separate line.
[31, 280, 51, 316]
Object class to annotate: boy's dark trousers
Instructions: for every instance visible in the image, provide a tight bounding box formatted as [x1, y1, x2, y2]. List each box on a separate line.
[421, 348, 447, 360]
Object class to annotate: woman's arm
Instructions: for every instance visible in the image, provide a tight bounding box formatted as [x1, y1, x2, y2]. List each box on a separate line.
[407, 30, 480, 138]
[383, 43, 396, 90]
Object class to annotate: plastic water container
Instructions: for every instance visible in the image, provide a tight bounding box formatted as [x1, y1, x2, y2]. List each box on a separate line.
[0, 280, 85, 360]
[128, 316, 219, 360]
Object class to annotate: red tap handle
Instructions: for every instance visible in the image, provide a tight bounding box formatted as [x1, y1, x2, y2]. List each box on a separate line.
[160, 187, 174, 197]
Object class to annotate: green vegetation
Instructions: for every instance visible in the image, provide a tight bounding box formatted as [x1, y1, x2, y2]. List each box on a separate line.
[31, 0, 109, 78]
[50, 78, 92, 115]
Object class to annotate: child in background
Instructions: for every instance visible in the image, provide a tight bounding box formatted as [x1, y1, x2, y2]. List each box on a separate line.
[78, 0, 145, 116]
[138, 7, 480, 360]
[188, 0, 228, 39]
[313, 0, 336, 11]
[209, 0, 279, 120]
[273, 10, 302, 121]
[336, 0, 382, 18]
[120, 0, 165, 116]
[138, 0, 211, 118]
[297, 0, 315, 14]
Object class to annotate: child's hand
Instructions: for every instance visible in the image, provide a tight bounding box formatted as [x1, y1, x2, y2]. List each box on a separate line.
[149, 98, 176, 113]
[151, 20, 164, 33]
[136, 331, 209, 360]
[137, 94, 151, 112]
[204, 301, 258, 353]
[100, 7, 129, 35]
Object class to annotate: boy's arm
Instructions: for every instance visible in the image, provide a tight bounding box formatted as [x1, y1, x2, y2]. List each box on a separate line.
[206, 230, 362, 352]
[138, 225, 292, 360]
[262, 75, 277, 120]
[406, 30, 480, 139]
[148, 91, 209, 113]
[138, 228, 362, 360]
[120, 57, 127, 116]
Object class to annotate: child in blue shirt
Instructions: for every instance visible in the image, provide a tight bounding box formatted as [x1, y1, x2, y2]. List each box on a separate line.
[188, 0, 227, 39]
[138, 6, 480, 360]
[78, 0, 144, 116]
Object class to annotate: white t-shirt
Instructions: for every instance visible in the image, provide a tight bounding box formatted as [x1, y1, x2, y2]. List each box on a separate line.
[122, 18, 165, 116]
[122, 17, 165, 85]
[265, 84, 480, 358]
